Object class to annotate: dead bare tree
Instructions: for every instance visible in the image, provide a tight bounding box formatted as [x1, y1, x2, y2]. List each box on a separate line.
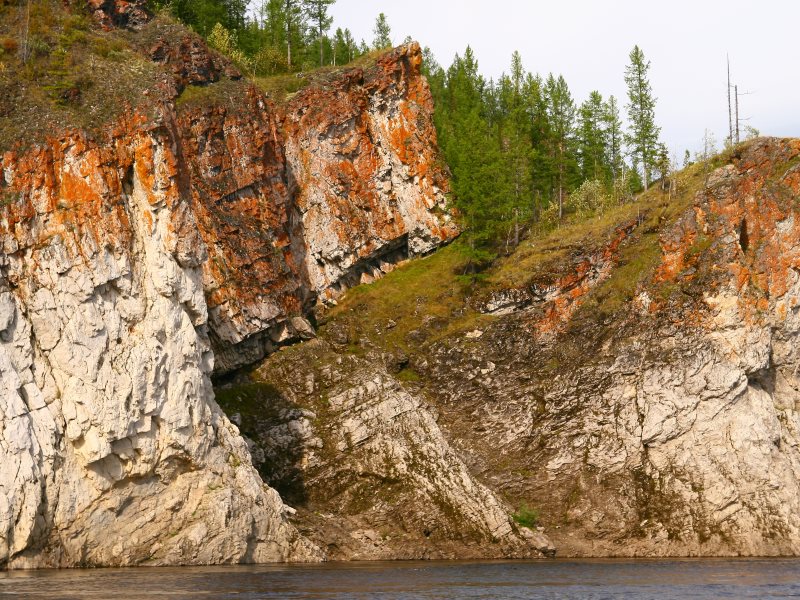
[21, 0, 32, 65]
[727, 55, 733, 145]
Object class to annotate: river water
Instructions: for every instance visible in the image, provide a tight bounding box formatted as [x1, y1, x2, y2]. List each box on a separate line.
[1, 558, 800, 599]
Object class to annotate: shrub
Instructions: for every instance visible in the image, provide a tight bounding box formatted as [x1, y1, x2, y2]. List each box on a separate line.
[253, 45, 287, 76]
[0, 37, 17, 55]
[512, 504, 539, 528]
[207, 22, 252, 74]
[570, 179, 613, 216]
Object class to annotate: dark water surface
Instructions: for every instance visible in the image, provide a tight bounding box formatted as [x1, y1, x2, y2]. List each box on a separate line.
[2, 558, 800, 599]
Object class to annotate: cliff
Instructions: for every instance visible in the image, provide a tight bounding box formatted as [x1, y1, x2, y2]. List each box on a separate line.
[0, 1, 458, 567]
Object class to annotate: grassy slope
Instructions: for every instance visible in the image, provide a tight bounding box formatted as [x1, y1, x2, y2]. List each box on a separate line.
[252, 49, 386, 105]
[0, 0, 389, 149]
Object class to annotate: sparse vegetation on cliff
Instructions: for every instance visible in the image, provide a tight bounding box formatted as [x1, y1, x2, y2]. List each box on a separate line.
[512, 504, 540, 529]
[0, 0, 161, 150]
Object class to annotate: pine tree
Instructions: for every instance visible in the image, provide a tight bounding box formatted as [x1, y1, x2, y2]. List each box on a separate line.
[577, 90, 606, 182]
[373, 13, 392, 49]
[496, 51, 533, 246]
[262, 0, 287, 48]
[332, 28, 356, 64]
[602, 95, 623, 182]
[524, 73, 552, 218]
[282, 0, 305, 70]
[303, 0, 334, 67]
[343, 28, 356, 61]
[545, 74, 576, 219]
[434, 48, 511, 257]
[623, 45, 660, 190]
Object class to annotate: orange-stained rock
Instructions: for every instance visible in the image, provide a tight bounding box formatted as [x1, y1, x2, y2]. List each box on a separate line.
[0, 15, 453, 565]
[282, 43, 458, 300]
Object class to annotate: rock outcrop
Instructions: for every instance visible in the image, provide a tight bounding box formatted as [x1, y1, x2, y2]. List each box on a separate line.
[416, 138, 800, 556]
[219, 339, 553, 560]
[9, 0, 800, 570]
[0, 2, 455, 567]
[282, 48, 455, 301]
[260, 136, 800, 559]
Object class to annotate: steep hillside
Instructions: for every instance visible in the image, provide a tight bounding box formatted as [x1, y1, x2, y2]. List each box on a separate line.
[0, 0, 457, 567]
[233, 137, 800, 558]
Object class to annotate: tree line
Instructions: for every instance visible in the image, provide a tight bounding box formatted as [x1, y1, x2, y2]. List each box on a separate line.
[150, 0, 395, 75]
[423, 45, 665, 257]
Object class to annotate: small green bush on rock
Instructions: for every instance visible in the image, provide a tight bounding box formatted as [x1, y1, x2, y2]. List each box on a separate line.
[512, 504, 539, 528]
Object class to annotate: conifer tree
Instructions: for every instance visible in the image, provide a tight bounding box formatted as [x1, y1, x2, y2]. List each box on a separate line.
[373, 13, 392, 49]
[602, 95, 623, 182]
[545, 74, 576, 218]
[624, 45, 660, 189]
[577, 91, 606, 182]
[496, 51, 533, 246]
[523, 73, 552, 217]
[344, 28, 356, 61]
[433, 48, 511, 257]
[303, 0, 334, 67]
[282, 0, 305, 69]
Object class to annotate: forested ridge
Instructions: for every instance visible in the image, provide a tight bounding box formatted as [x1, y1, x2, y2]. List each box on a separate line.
[149, 0, 393, 74]
[1, 0, 676, 261]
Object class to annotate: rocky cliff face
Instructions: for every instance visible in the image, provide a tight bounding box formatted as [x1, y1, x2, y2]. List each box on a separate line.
[0, 2, 455, 567]
[222, 339, 553, 560]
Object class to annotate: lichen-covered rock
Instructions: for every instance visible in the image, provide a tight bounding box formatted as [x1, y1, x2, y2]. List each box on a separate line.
[415, 138, 800, 557]
[282, 45, 457, 301]
[0, 120, 318, 567]
[84, 0, 152, 31]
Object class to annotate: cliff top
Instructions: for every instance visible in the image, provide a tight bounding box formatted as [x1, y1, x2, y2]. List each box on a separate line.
[0, 0, 165, 150]
[0, 0, 419, 152]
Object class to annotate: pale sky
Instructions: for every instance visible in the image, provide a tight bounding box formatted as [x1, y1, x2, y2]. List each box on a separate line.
[327, 0, 800, 158]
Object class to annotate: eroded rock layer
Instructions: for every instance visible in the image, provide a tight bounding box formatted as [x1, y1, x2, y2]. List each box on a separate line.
[222, 340, 553, 560]
[0, 2, 455, 567]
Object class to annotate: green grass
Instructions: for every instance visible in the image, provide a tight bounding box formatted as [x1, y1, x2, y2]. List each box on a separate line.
[253, 49, 384, 104]
[175, 77, 251, 112]
[488, 163, 710, 293]
[253, 72, 313, 103]
[395, 367, 421, 383]
[323, 150, 728, 361]
[322, 242, 487, 354]
[214, 381, 282, 417]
